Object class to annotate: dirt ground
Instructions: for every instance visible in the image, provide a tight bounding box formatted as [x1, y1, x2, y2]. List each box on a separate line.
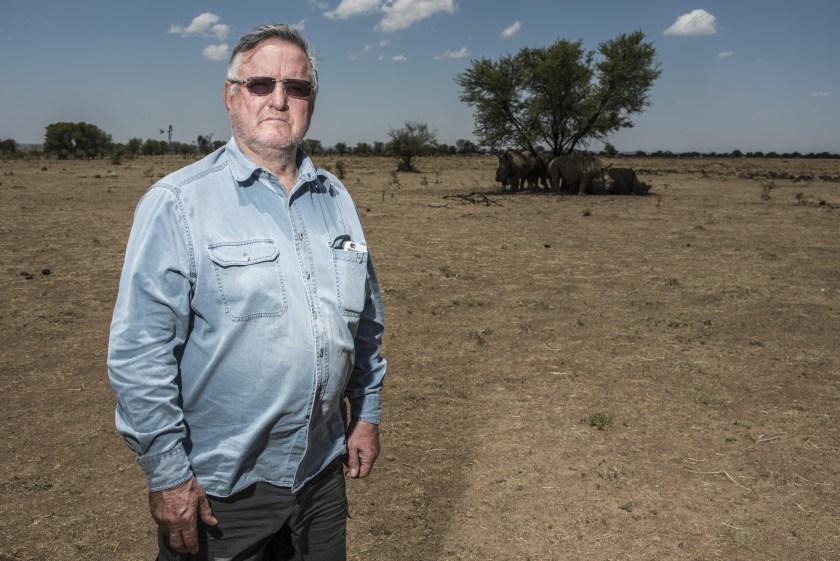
[1, 153, 838, 561]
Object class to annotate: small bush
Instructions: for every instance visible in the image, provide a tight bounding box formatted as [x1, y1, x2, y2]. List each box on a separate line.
[110, 149, 124, 166]
[588, 412, 613, 430]
[335, 160, 346, 179]
[760, 181, 776, 200]
[439, 265, 458, 279]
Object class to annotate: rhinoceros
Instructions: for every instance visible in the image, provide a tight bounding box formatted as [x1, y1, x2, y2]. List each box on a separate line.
[547, 153, 605, 195]
[606, 167, 652, 195]
[496, 150, 551, 191]
[495, 150, 534, 192]
[528, 151, 551, 190]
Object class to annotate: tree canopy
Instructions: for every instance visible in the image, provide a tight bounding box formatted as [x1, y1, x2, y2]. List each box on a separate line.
[44, 122, 112, 159]
[456, 31, 661, 157]
[388, 121, 437, 171]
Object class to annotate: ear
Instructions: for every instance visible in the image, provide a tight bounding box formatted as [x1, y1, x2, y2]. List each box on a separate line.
[223, 82, 232, 112]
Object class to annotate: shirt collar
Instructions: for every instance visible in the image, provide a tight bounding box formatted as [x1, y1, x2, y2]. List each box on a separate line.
[224, 137, 318, 188]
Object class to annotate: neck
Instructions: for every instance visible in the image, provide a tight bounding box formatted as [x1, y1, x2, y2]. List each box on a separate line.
[239, 141, 301, 192]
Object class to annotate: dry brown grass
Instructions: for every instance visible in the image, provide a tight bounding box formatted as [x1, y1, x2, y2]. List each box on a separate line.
[1, 154, 838, 560]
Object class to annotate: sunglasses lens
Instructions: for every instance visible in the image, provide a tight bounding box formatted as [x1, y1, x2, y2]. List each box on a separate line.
[246, 78, 276, 95]
[242, 78, 312, 98]
[284, 80, 312, 98]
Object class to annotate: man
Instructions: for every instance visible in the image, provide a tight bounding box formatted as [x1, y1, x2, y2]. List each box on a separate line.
[108, 23, 387, 560]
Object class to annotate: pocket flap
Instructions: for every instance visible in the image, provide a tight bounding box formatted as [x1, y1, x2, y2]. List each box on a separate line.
[208, 240, 279, 267]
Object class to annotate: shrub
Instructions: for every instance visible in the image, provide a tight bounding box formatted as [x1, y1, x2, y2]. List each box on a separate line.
[588, 412, 613, 430]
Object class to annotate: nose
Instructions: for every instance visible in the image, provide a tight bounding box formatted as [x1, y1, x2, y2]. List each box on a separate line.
[269, 82, 288, 110]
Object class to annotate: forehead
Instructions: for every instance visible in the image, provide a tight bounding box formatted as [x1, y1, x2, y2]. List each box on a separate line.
[237, 39, 310, 76]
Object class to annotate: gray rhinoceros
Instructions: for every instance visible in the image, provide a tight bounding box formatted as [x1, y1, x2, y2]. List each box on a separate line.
[547, 153, 605, 195]
[606, 167, 652, 195]
[495, 150, 534, 192]
[496, 150, 551, 191]
[528, 151, 551, 190]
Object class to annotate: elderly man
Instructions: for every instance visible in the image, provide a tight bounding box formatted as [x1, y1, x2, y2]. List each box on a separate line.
[108, 23, 387, 561]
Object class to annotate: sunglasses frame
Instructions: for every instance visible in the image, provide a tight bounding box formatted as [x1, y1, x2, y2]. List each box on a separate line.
[228, 77, 313, 99]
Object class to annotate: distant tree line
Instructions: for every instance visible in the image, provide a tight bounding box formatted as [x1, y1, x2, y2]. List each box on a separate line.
[4, 122, 229, 164]
[0, 122, 837, 163]
[615, 149, 840, 160]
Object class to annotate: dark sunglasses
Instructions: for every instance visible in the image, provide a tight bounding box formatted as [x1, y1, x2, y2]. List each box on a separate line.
[228, 77, 313, 98]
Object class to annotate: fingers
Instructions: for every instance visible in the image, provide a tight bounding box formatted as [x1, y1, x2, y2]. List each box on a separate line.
[179, 523, 200, 554]
[169, 528, 198, 555]
[345, 421, 380, 479]
[149, 477, 216, 554]
[355, 449, 376, 478]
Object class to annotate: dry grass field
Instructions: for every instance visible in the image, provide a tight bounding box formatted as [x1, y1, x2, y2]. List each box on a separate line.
[1, 153, 838, 560]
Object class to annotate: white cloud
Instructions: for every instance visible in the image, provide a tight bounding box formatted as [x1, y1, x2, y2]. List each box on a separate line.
[810, 91, 830, 98]
[325, 0, 383, 20]
[392, 54, 408, 62]
[203, 43, 230, 61]
[717, 51, 733, 58]
[325, 0, 455, 32]
[169, 12, 230, 40]
[349, 40, 391, 60]
[434, 46, 470, 60]
[501, 20, 521, 39]
[292, 18, 308, 30]
[664, 9, 717, 36]
[378, 0, 455, 32]
[309, 0, 330, 9]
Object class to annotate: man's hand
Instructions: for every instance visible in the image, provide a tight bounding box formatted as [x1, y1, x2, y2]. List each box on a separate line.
[148, 476, 218, 554]
[345, 420, 380, 478]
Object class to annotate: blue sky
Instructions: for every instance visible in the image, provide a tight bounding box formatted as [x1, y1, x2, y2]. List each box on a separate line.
[1, 1, 838, 153]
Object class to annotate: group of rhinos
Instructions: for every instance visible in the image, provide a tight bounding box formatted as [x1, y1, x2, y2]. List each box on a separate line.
[495, 149, 652, 195]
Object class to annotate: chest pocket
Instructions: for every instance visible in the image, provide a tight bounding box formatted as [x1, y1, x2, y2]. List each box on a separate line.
[331, 249, 369, 317]
[208, 240, 288, 321]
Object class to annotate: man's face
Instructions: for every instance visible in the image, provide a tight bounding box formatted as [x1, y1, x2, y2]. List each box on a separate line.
[225, 39, 316, 155]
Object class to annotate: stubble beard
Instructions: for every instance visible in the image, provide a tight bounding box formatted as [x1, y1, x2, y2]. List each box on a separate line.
[231, 111, 311, 155]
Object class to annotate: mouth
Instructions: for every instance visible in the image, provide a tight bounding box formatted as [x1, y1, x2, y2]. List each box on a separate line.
[260, 117, 291, 127]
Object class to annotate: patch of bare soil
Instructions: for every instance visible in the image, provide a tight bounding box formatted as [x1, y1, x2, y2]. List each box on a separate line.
[1, 155, 838, 560]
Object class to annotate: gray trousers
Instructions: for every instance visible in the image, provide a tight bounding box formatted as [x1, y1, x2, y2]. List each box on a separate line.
[157, 462, 348, 561]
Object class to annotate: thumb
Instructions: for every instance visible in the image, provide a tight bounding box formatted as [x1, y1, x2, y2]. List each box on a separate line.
[346, 448, 360, 478]
[198, 494, 218, 527]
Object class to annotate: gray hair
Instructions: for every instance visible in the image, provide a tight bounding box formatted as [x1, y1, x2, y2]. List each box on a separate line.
[227, 23, 319, 94]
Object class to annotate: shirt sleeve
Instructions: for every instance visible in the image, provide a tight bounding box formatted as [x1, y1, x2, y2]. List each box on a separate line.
[345, 253, 387, 424]
[107, 185, 195, 491]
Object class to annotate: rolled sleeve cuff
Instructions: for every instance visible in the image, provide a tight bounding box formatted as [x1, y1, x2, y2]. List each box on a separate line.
[349, 393, 381, 425]
[136, 443, 193, 492]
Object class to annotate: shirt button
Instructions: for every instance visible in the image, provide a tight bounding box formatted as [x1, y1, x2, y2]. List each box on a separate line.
[297, 232, 304, 241]
[305, 272, 311, 279]
[318, 349, 324, 358]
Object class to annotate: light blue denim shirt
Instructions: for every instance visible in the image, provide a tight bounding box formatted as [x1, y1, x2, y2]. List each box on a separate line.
[108, 139, 386, 496]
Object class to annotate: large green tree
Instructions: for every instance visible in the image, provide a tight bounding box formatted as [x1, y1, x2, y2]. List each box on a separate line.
[456, 31, 661, 157]
[44, 122, 112, 158]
